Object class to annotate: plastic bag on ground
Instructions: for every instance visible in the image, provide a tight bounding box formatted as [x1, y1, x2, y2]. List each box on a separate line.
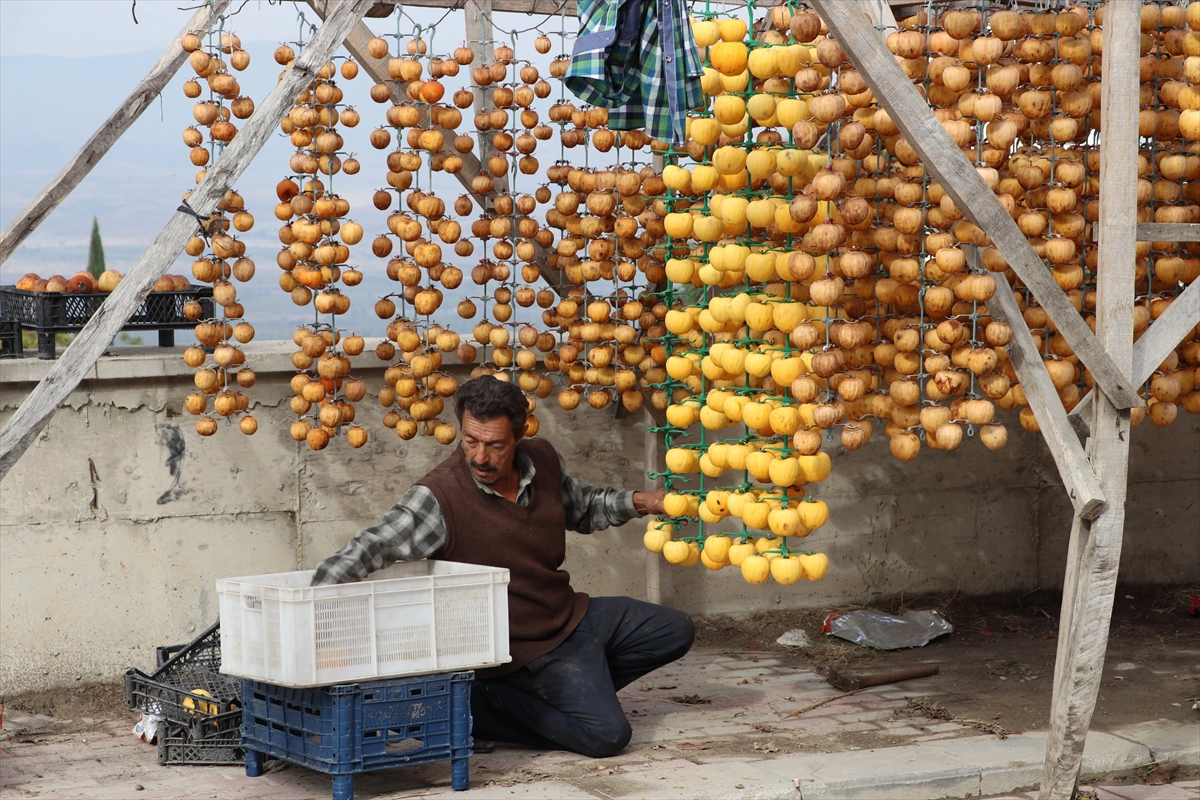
[821, 609, 953, 650]
[133, 714, 162, 745]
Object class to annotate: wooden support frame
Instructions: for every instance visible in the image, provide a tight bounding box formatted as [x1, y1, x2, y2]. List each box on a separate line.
[0, 0, 379, 482]
[1040, 5, 1140, 797]
[811, 0, 1142, 411]
[1069, 278, 1200, 438]
[1135, 222, 1200, 242]
[0, 0, 233, 267]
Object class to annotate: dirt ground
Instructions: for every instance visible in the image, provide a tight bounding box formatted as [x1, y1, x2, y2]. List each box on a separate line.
[5, 584, 1198, 743]
[693, 584, 1200, 735]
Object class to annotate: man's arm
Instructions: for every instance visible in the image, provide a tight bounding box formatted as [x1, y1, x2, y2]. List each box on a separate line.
[310, 485, 447, 585]
[559, 453, 665, 534]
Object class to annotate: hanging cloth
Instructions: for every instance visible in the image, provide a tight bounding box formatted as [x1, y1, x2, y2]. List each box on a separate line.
[565, 0, 704, 146]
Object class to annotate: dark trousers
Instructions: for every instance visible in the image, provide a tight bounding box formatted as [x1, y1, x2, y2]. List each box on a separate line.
[469, 596, 695, 758]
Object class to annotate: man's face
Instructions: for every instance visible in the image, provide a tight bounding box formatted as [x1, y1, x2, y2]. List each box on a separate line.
[460, 411, 521, 486]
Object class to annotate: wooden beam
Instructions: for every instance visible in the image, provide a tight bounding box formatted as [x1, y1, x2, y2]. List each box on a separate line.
[305, 0, 566, 296]
[1040, 4, 1140, 797]
[0, 0, 378, 483]
[1135, 222, 1200, 242]
[366, 0, 576, 16]
[1068, 277, 1200, 437]
[988, 284, 1106, 521]
[0, 0, 233, 267]
[811, 0, 1142, 411]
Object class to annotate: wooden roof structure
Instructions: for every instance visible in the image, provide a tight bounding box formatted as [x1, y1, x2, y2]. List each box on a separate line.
[0, 1, 1197, 798]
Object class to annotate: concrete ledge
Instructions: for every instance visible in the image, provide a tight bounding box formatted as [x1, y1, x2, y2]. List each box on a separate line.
[1110, 720, 1200, 766]
[758, 744, 979, 800]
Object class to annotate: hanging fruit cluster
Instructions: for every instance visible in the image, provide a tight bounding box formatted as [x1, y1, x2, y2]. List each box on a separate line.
[272, 41, 372, 451]
[179, 27, 260, 437]
[643, 0, 1200, 585]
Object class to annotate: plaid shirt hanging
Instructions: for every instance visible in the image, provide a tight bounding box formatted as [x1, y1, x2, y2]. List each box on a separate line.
[565, 0, 704, 146]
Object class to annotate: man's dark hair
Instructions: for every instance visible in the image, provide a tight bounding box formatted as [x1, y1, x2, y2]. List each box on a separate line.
[453, 376, 527, 437]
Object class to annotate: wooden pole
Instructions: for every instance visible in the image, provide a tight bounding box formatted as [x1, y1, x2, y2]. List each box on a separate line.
[810, 0, 1141, 411]
[1039, 3, 1140, 797]
[0, 0, 378, 483]
[0, 0, 233, 267]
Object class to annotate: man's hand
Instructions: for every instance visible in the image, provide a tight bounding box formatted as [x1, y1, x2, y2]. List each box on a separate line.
[632, 489, 666, 516]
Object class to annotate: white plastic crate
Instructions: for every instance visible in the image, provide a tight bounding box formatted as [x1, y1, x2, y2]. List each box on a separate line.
[217, 560, 510, 687]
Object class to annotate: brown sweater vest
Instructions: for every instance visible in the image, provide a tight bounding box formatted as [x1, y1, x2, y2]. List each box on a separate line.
[416, 437, 589, 677]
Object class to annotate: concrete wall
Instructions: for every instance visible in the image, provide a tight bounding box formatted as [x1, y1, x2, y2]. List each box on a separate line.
[2, 344, 1197, 694]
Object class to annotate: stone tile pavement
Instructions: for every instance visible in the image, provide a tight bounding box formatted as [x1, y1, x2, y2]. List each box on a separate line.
[2, 647, 1197, 799]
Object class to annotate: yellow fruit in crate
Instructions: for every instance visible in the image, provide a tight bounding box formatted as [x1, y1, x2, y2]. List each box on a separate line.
[769, 457, 801, 487]
[711, 41, 748, 76]
[741, 554, 771, 584]
[799, 552, 829, 581]
[771, 556, 803, 585]
[797, 500, 829, 530]
[747, 48, 778, 79]
[742, 500, 772, 529]
[183, 689, 217, 716]
[798, 452, 832, 482]
[662, 540, 691, 564]
[663, 493, 691, 518]
[692, 18, 720, 47]
[729, 541, 756, 566]
[665, 447, 698, 473]
[662, 164, 691, 191]
[643, 521, 673, 553]
[768, 506, 801, 537]
[702, 535, 732, 562]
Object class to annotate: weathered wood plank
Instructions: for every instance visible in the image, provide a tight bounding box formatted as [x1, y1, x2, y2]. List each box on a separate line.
[1135, 222, 1200, 242]
[0, 0, 233, 267]
[987, 284, 1105, 521]
[1040, 5, 1140, 797]
[1068, 277, 1200, 436]
[0, 0, 378, 483]
[812, 0, 1141, 411]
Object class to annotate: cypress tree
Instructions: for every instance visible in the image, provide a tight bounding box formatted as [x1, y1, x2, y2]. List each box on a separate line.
[87, 217, 105, 278]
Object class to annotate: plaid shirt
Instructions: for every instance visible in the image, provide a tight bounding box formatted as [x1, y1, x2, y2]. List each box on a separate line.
[564, 0, 704, 145]
[311, 447, 640, 586]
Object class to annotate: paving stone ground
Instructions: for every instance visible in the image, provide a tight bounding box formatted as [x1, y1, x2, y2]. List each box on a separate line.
[2, 646, 1196, 799]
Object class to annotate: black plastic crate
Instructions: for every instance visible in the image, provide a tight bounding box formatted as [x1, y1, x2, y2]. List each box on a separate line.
[0, 318, 21, 358]
[126, 620, 244, 765]
[0, 285, 213, 359]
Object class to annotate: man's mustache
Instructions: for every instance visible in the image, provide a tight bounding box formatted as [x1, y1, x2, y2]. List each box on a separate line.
[469, 461, 498, 472]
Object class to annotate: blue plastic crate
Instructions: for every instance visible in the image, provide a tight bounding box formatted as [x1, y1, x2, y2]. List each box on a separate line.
[241, 671, 472, 799]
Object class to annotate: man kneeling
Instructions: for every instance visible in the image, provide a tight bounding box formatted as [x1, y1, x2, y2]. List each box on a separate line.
[312, 377, 694, 757]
